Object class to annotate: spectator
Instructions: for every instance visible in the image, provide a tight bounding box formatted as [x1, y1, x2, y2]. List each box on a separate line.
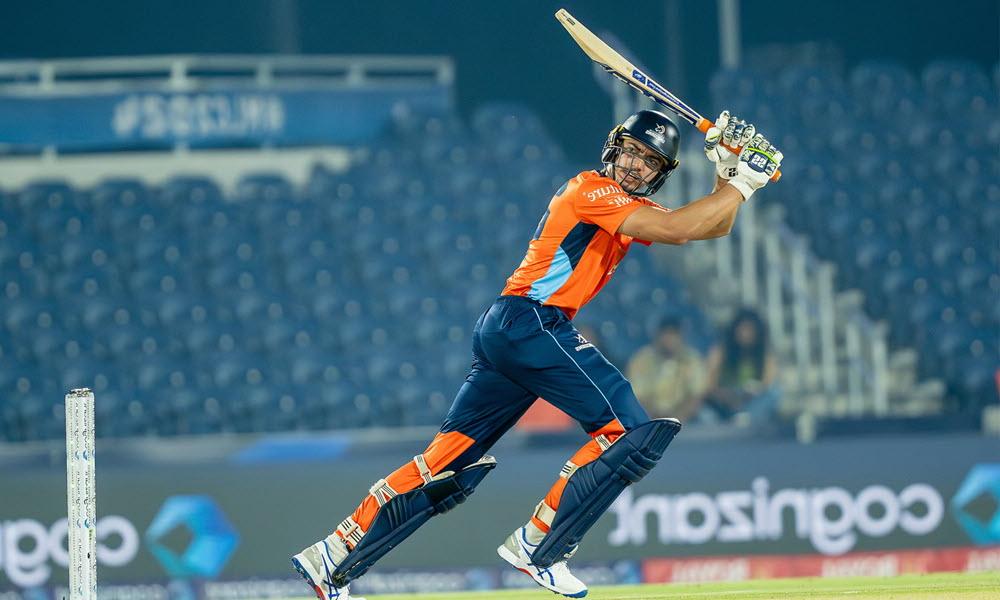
[626, 315, 709, 420]
[704, 308, 780, 425]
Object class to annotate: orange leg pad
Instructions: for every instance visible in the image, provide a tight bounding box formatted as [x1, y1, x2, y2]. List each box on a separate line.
[341, 430, 477, 538]
[592, 418, 626, 439]
[422, 430, 477, 472]
[536, 419, 628, 525]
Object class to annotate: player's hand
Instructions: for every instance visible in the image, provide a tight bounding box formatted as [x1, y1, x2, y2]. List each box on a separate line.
[727, 133, 782, 201]
[704, 110, 754, 180]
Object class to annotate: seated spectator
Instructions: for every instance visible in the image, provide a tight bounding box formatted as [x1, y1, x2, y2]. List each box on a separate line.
[704, 308, 780, 425]
[626, 315, 709, 420]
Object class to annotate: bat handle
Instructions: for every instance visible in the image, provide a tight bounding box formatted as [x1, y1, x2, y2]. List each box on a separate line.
[695, 118, 782, 182]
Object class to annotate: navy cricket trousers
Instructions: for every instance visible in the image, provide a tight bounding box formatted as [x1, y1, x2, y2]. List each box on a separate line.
[336, 295, 653, 550]
[438, 295, 650, 470]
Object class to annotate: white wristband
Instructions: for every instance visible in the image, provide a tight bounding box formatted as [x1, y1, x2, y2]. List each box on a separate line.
[727, 177, 755, 201]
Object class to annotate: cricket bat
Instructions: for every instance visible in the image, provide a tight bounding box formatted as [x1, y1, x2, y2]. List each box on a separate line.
[556, 8, 781, 181]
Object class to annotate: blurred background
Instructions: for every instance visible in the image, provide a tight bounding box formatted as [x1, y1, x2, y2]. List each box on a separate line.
[1, 0, 997, 597]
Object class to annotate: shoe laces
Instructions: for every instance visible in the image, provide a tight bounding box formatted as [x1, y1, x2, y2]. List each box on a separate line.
[341, 586, 366, 600]
[549, 560, 573, 576]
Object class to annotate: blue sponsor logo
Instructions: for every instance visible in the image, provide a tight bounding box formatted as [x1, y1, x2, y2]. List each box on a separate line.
[951, 464, 1000, 545]
[631, 69, 668, 97]
[146, 496, 240, 579]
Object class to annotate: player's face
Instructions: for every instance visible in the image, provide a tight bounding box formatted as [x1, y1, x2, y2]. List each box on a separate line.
[614, 137, 664, 193]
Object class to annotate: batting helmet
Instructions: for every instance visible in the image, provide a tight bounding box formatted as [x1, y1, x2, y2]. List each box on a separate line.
[601, 110, 681, 196]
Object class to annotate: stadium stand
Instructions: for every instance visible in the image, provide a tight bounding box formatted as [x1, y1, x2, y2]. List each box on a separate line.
[3, 56, 995, 442]
[0, 103, 711, 441]
[710, 59, 999, 420]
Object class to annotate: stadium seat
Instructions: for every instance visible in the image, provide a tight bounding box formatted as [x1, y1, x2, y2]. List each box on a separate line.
[91, 178, 152, 211]
[17, 180, 80, 216]
[922, 60, 993, 97]
[236, 173, 295, 203]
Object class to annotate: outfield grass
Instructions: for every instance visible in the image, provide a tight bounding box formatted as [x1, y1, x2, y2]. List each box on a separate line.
[328, 572, 1000, 600]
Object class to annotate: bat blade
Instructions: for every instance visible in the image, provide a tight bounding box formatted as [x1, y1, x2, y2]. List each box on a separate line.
[555, 8, 702, 126]
[555, 8, 781, 181]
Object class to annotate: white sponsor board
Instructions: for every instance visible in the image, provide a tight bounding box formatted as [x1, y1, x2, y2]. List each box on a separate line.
[607, 477, 945, 555]
[0, 517, 140, 587]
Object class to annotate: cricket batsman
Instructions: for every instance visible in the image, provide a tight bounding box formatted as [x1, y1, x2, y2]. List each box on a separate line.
[291, 109, 782, 599]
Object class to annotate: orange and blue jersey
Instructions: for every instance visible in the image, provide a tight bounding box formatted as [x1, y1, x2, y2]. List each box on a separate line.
[502, 170, 663, 319]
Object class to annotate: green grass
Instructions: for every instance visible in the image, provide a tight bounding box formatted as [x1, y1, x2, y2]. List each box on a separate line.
[283, 572, 1000, 600]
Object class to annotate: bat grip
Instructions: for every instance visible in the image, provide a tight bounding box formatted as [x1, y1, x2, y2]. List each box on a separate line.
[697, 118, 782, 182]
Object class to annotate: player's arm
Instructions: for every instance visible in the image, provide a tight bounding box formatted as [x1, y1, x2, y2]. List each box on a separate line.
[712, 175, 728, 193]
[699, 175, 741, 239]
[660, 173, 737, 240]
[618, 133, 782, 245]
[618, 185, 742, 244]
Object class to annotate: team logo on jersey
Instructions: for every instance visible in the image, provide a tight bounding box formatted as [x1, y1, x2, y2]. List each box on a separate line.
[574, 333, 594, 352]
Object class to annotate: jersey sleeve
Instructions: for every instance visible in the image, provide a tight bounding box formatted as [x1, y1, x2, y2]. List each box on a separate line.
[571, 178, 645, 235]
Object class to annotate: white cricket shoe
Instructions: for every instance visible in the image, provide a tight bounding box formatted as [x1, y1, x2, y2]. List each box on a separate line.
[497, 527, 587, 598]
[292, 535, 365, 600]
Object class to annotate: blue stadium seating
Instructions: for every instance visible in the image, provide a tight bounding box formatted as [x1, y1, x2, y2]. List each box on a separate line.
[711, 59, 998, 414]
[0, 102, 702, 440]
[18, 77, 988, 439]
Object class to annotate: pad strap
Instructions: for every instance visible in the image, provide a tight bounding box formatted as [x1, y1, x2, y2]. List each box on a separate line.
[369, 478, 399, 507]
[413, 454, 434, 484]
[595, 434, 616, 451]
[533, 500, 556, 527]
[337, 517, 365, 549]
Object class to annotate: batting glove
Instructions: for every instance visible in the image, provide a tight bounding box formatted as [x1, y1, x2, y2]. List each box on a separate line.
[704, 110, 755, 180]
[727, 133, 783, 201]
